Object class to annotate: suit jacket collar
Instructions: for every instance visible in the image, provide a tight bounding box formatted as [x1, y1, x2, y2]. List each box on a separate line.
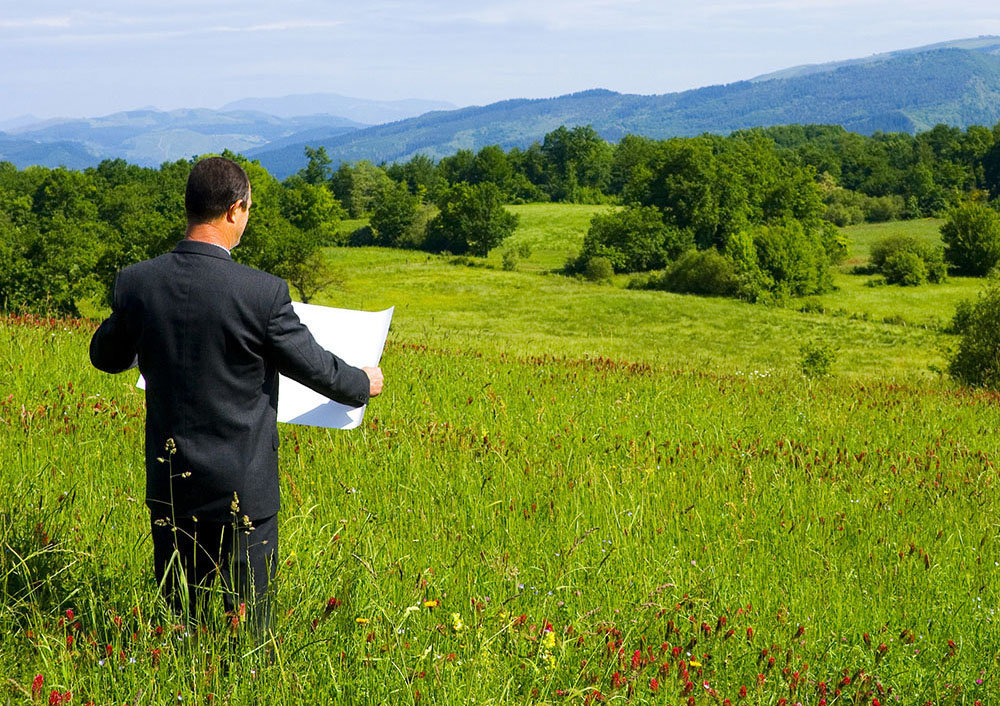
[173, 239, 233, 261]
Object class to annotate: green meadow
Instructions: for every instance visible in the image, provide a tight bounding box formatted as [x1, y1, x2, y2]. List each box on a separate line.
[3, 205, 998, 704]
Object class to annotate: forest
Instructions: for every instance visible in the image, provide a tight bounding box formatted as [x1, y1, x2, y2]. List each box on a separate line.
[3, 121, 1000, 315]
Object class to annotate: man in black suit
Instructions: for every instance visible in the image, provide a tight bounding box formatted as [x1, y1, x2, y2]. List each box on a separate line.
[89, 157, 383, 638]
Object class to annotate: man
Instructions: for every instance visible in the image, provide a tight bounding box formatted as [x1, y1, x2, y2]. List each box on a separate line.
[89, 156, 383, 638]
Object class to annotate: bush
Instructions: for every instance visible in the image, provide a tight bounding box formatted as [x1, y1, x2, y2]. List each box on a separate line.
[583, 256, 614, 283]
[650, 249, 738, 296]
[576, 205, 691, 273]
[869, 234, 947, 285]
[948, 280, 1000, 388]
[941, 201, 1000, 275]
[870, 235, 922, 270]
[947, 298, 975, 335]
[882, 251, 926, 286]
[800, 339, 836, 378]
[863, 195, 905, 223]
[750, 221, 832, 297]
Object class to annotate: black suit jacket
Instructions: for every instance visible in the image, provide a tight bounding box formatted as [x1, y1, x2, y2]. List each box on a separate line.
[90, 239, 370, 521]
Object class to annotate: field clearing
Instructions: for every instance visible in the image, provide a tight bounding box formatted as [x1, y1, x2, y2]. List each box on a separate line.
[492, 204, 614, 272]
[838, 219, 945, 266]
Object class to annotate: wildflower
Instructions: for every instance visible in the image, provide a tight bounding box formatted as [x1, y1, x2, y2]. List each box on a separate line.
[649, 677, 659, 692]
[423, 600, 438, 608]
[689, 660, 702, 667]
[542, 631, 556, 650]
[450, 613, 463, 632]
[31, 675, 43, 701]
[356, 618, 369, 625]
[325, 597, 342, 613]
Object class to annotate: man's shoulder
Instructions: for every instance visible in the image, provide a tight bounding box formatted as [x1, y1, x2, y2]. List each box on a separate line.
[118, 249, 283, 291]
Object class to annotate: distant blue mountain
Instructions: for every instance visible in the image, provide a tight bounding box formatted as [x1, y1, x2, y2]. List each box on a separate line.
[5, 38, 1000, 176]
[220, 93, 457, 124]
[250, 39, 1000, 178]
[1, 109, 367, 168]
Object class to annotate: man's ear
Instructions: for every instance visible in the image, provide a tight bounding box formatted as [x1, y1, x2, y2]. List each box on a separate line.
[225, 200, 242, 223]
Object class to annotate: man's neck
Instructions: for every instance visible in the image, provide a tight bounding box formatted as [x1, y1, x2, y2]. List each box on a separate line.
[185, 222, 234, 252]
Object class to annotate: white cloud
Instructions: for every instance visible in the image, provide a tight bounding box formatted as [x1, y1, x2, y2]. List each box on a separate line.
[3, 18, 345, 44]
[0, 16, 71, 29]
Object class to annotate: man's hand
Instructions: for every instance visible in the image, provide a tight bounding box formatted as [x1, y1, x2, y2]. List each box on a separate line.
[363, 366, 384, 397]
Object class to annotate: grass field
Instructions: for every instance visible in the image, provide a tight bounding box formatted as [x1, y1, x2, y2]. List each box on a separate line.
[3, 208, 998, 704]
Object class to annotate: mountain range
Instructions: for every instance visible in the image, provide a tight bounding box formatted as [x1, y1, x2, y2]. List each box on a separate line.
[3, 36, 1000, 177]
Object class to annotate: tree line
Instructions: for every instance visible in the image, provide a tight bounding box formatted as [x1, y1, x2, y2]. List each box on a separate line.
[3, 121, 1000, 315]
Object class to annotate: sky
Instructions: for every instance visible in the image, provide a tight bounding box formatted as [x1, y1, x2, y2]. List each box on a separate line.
[3, 0, 1000, 120]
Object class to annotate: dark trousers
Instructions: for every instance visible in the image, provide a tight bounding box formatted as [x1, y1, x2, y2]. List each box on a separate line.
[151, 513, 278, 641]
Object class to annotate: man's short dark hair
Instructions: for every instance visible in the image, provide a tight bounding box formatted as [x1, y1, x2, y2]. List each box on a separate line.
[185, 157, 250, 223]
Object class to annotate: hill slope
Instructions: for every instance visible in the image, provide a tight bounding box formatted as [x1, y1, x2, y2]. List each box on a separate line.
[252, 43, 1000, 176]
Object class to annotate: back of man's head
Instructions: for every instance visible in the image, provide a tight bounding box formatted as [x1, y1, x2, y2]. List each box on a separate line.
[185, 157, 250, 224]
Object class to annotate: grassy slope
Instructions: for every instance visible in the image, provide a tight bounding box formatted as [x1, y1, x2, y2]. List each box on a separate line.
[5, 208, 998, 703]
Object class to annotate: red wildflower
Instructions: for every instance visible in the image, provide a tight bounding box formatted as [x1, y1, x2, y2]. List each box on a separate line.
[65, 635, 73, 649]
[31, 675, 43, 701]
[65, 609, 74, 621]
[649, 678, 659, 693]
[747, 626, 754, 640]
[631, 650, 641, 670]
[739, 685, 747, 698]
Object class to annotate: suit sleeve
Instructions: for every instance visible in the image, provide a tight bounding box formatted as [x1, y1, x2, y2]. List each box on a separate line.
[89, 274, 139, 374]
[265, 280, 370, 408]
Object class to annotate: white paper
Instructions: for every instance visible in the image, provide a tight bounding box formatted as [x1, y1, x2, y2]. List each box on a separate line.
[137, 303, 393, 430]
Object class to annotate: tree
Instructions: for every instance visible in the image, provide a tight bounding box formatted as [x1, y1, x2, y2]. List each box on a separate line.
[299, 146, 333, 186]
[941, 201, 1000, 275]
[280, 175, 346, 244]
[370, 181, 421, 248]
[541, 125, 612, 201]
[330, 161, 395, 218]
[425, 182, 518, 256]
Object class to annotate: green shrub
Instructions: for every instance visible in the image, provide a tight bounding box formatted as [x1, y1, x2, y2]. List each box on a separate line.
[870, 235, 923, 270]
[947, 298, 975, 335]
[941, 201, 1000, 275]
[750, 221, 832, 297]
[652, 249, 738, 296]
[583, 256, 614, 283]
[862, 195, 905, 223]
[948, 280, 1000, 388]
[869, 234, 947, 285]
[800, 339, 836, 378]
[576, 205, 690, 273]
[882, 251, 927, 286]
